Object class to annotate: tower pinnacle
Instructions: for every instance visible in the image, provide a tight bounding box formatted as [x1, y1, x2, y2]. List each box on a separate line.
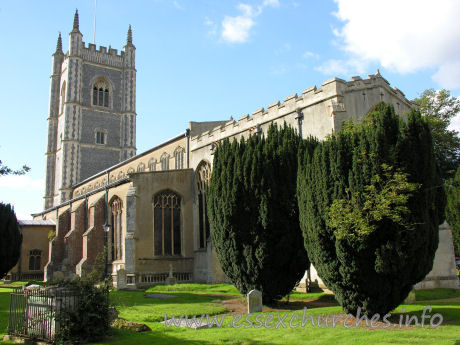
[72, 9, 80, 32]
[56, 32, 63, 53]
[127, 25, 133, 45]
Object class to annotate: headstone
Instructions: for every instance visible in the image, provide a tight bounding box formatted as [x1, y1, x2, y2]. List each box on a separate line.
[53, 271, 64, 281]
[166, 264, 176, 285]
[117, 269, 127, 290]
[247, 289, 262, 313]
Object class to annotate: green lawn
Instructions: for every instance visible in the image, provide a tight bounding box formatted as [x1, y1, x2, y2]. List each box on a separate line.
[0, 284, 459, 345]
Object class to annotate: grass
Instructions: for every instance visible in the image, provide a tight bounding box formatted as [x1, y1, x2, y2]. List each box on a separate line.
[415, 288, 460, 301]
[0, 284, 459, 345]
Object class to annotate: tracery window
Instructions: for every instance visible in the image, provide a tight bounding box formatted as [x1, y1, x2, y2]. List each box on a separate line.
[160, 153, 170, 171]
[29, 250, 41, 271]
[137, 163, 145, 172]
[153, 190, 181, 256]
[148, 158, 156, 172]
[111, 197, 123, 261]
[196, 161, 211, 248]
[92, 78, 110, 107]
[174, 147, 185, 169]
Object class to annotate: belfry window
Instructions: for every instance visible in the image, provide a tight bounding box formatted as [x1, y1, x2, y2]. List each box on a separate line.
[153, 190, 181, 256]
[111, 197, 123, 261]
[96, 130, 106, 145]
[196, 161, 211, 248]
[92, 79, 110, 107]
[29, 250, 41, 271]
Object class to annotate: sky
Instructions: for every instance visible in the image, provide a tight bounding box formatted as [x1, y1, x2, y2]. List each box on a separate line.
[0, 0, 459, 219]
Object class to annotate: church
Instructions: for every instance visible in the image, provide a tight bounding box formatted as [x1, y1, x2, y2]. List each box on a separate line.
[9, 11, 456, 290]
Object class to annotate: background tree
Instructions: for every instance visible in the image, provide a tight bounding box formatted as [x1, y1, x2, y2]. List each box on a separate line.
[0, 203, 22, 278]
[0, 160, 30, 176]
[297, 103, 445, 315]
[446, 167, 460, 256]
[414, 89, 460, 179]
[208, 123, 308, 303]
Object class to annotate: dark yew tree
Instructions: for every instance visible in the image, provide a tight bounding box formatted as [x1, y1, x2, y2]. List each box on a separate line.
[297, 103, 445, 315]
[208, 123, 309, 303]
[0, 203, 22, 278]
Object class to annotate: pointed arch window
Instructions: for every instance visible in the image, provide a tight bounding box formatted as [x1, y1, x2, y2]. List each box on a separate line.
[153, 190, 181, 256]
[92, 78, 110, 108]
[137, 163, 145, 172]
[160, 153, 170, 171]
[60, 82, 66, 114]
[174, 147, 185, 169]
[196, 161, 211, 248]
[29, 250, 42, 271]
[148, 158, 157, 172]
[110, 197, 123, 261]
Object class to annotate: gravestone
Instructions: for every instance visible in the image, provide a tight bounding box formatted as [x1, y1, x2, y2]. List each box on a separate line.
[117, 269, 127, 289]
[247, 289, 262, 313]
[166, 264, 176, 285]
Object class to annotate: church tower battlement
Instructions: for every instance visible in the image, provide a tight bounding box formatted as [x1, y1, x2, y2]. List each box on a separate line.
[44, 10, 137, 209]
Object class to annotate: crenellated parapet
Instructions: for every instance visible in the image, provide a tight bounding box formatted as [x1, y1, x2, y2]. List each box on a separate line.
[191, 72, 414, 152]
[81, 42, 126, 68]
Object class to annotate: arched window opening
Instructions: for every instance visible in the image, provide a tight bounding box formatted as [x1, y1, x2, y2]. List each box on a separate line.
[196, 161, 211, 248]
[160, 153, 170, 171]
[60, 82, 66, 114]
[92, 79, 110, 108]
[29, 250, 41, 271]
[153, 190, 181, 256]
[148, 158, 156, 172]
[110, 197, 123, 261]
[137, 163, 145, 172]
[174, 147, 185, 169]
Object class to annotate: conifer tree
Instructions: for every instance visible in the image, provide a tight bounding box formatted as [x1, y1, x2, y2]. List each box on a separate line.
[0, 203, 22, 278]
[297, 103, 445, 315]
[208, 123, 308, 303]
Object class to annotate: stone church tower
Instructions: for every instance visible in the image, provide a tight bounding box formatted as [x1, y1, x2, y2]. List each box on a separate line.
[44, 10, 136, 209]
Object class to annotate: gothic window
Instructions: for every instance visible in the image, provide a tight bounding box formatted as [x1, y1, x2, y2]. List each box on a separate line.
[160, 153, 170, 171]
[60, 82, 66, 114]
[117, 171, 124, 180]
[96, 130, 106, 145]
[148, 158, 156, 172]
[29, 250, 41, 271]
[110, 197, 123, 261]
[153, 190, 181, 256]
[127, 167, 135, 174]
[195, 161, 211, 248]
[137, 163, 145, 172]
[92, 78, 110, 108]
[174, 147, 185, 169]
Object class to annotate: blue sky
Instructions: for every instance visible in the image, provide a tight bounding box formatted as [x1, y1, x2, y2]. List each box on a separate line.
[1, 0, 459, 219]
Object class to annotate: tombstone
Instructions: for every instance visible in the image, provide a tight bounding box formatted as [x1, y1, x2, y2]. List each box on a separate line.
[53, 271, 64, 281]
[117, 269, 127, 290]
[247, 289, 262, 313]
[166, 264, 177, 285]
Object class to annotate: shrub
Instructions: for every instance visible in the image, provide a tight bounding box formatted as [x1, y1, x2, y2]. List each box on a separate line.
[297, 103, 445, 315]
[54, 278, 111, 344]
[0, 203, 22, 278]
[208, 123, 309, 303]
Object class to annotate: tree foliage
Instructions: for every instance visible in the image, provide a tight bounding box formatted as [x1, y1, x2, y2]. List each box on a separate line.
[0, 160, 30, 176]
[208, 123, 309, 303]
[0, 203, 22, 278]
[297, 103, 445, 315]
[446, 167, 460, 256]
[414, 89, 460, 179]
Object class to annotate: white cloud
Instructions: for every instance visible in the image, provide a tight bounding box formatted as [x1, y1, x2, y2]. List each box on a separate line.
[204, 17, 217, 36]
[303, 51, 319, 59]
[220, 1, 280, 43]
[173, 1, 184, 10]
[329, 0, 460, 88]
[0, 175, 44, 190]
[315, 57, 368, 77]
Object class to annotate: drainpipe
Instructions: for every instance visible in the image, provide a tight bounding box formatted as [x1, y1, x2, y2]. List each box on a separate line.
[185, 128, 190, 169]
[295, 108, 304, 138]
